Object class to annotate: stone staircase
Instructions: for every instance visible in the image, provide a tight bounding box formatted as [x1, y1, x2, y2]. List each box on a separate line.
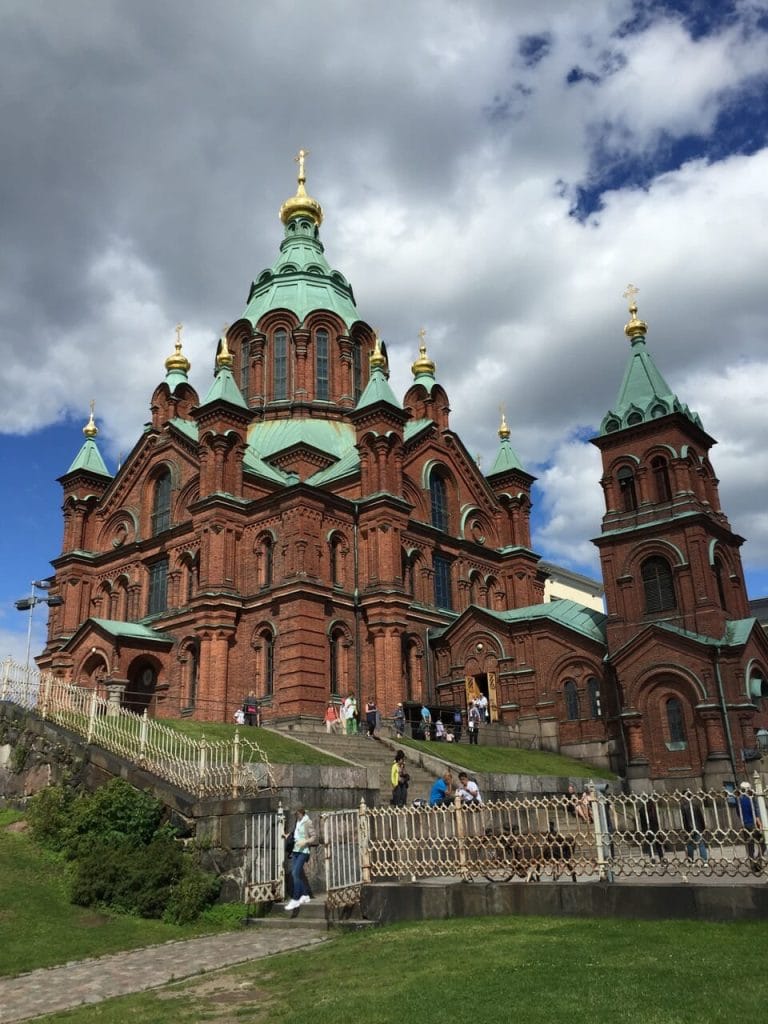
[268, 724, 442, 805]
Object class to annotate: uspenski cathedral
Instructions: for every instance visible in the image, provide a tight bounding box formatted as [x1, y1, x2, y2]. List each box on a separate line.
[37, 153, 768, 790]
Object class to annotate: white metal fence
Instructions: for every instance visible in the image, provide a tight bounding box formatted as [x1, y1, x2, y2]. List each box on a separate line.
[0, 657, 275, 798]
[244, 806, 286, 903]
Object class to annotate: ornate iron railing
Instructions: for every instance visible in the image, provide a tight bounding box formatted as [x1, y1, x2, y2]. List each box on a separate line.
[244, 806, 285, 903]
[321, 807, 363, 912]
[0, 657, 274, 797]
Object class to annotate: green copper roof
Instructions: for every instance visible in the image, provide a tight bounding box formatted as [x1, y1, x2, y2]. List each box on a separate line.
[600, 334, 702, 436]
[165, 368, 190, 392]
[169, 417, 199, 442]
[248, 417, 356, 460]
[66, 438, 111, 477]
[242, 217, 360, 328]
[488, 436, 525, 475]
[404, 418, 434, 442]
[308, 445, 360, 485]
[355, 364, 403, 411]
[657, 617, 758, 648]
[486, 599, 607, 645]
[201, 366, 249, 409]
[90, 618, 173, 643]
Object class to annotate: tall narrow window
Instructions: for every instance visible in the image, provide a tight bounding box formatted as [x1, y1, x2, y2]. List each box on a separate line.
[329, 630, 341, 695]
[152, 471, 172, 535]
[433, 554, 453, 610]
[564, 679, 580, 720]
[430, 471, 449, 531]
[330, 535, 343, 587]
[316, 329, 329, 401]
[262, 630, 275, 697]
[713, 557, 727, 609]
[617, 466, 637, 512]
[260, 535, 273, 588]
[273, 329, 288, 401]
[147, 559, 168, 616]
[186, 556, 199, 603]
[652, 456, 672, 503]
[352, 344, 362, 401]
[240, 340, 250, 400]
[666, 697, 686, 744]
[588, 677, 601, 718]
[642, 557, 676, 613]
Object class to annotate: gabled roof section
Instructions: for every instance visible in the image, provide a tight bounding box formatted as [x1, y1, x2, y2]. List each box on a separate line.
[486, 599, 607, 645]
[201, 365, 249, 409]
[62, 617, 174, 651]
[355, 363, 403, 412]
[248, 417, 356, 461]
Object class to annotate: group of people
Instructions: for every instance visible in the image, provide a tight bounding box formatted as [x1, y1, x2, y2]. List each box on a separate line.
[390, 756, 484, 808]
[233, 691, 260, 726]
[324, 695, 382, 737]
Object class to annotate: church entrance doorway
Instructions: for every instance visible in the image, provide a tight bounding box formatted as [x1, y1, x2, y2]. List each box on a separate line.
[125, 660, 157, 714]
[464, 671, 499, 722]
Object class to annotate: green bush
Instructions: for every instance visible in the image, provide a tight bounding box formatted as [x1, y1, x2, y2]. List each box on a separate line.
[163, 862, 221, 925]
[61, 778, 169, 859]
[27, 784, 75, 850]
[70, 835, 184, 918]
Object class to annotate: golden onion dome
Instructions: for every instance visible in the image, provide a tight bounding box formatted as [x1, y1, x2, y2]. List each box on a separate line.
[498, 411, 510, 441]
[279, 148, 323, 227]
[623, 284, 648, 339]
[165, 323, 191, 374]
[83, 401, 98, 438]
[369, 331, 387, 370]
[411, 327, 436, 377]
[216, 329, 234, 369]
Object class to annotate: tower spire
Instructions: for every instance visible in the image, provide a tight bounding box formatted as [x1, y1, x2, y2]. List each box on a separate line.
[279, 148, 324, 226]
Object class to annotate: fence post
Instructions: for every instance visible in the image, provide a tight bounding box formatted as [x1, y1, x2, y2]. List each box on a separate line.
[86, 687, 99, 743]
[276, 803, 286, 902]
[40, 674, 51, 720]
[588, 780, 607, 881]
[752, 770, 768, 859]
[232, 730, 241, 798]
[358, 799, 371, 884]
[0, 657, 11, 702]
[197, 737, 208, 797]
[453, 793, 469, 880]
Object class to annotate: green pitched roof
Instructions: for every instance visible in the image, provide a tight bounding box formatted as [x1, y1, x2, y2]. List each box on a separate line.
[656, 617, 758, 648]
[90, 618, 174, 643]
[169, 417, 199, 442]
[243, 217, 360, 328]
[201, 366, 248, 409]
[600, 334, 702, 436]
[488, 436, 525, 475]
[485, 599, 607, 645]
[66, 438, 111, 477]
[355, 364, 402, 411]
[248, 417, 356, 460]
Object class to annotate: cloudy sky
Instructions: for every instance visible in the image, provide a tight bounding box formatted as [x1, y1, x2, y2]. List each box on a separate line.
[2, 0, 768, 663]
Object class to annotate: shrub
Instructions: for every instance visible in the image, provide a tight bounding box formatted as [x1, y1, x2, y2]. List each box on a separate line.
[163, 862, 221, 925]
[27, 784, 75, 850]
[61, 778, 169, 859]
[70, 834, 184, 918]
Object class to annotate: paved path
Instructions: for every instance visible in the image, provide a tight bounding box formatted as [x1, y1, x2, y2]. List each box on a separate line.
[0, 926, 328, 1024]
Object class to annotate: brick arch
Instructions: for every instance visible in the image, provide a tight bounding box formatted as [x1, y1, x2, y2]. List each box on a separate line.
[460, 505, 497, 548]
[619, 537, 687, 579]
[636, 672, 705, 776]
[98, 508, 139, 549]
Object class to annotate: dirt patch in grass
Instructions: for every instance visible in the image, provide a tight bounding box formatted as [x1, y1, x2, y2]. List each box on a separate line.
[156, 973, 275, 1023]
[76, 910, 112, 927]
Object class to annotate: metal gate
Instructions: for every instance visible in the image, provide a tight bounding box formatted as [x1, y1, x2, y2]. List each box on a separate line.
[243, 806, 285, 903]
[321, 807, 363, 912]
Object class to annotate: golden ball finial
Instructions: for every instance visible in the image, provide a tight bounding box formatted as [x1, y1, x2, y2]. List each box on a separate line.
[411, 328, 436, 377]
[165, 323, 191, 374]
[369, 330, 387, 370]
[217, 326, 234, 369]
[279, 148, 323, 227]
[498, 410, 510, 441]
[83, 400, 98, 438]
[623, 284, 648, 339]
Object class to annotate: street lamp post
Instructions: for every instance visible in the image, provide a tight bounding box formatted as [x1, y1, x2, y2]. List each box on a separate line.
[14, 579, 64, 671]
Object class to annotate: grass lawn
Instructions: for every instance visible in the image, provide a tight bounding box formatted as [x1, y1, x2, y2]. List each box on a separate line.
[398, 737, 616, 779]
[0, 810, 245, 978]
[32, 913, 768, 1023]
[156, 719, 345, 765]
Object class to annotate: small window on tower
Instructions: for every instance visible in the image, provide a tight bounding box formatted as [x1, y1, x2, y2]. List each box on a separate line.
[642, 556, 676, 613]
[651, 456, 672, 503]
[316, 329, 329, 401]
[617, 466, 638, 512]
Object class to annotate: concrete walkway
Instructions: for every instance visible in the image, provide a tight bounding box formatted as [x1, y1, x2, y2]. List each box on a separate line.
[0, 925, 328, 1024]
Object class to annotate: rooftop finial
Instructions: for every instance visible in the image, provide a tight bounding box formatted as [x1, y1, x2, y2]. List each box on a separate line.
[498, 407, 510, 441]
[411, 327, 436, 378]
[623, 283, 648, 340]
[165, 322, 191, 375]
[216, 324, 234, 369]
[279, 148, 323, 226]
[83, 399, 98, 438]
[370, 329, 387, 371]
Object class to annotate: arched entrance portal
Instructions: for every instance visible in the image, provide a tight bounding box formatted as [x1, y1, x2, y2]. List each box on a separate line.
[464, 671, 499, 722]
[124, 660, 158, 713]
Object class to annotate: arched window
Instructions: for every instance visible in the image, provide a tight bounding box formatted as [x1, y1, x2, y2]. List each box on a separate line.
[430, 471, 449, 531]
[588, 677, 601, 719]
[273, 328, 288, 401]
[433, 554, 452, 610]
[352, 344, 362, 401]
[652, 456, 672, 503]
[240, 339, 250, 400]
[469, 572, 481, 606]
[402, 550, 414, 597]
[329, 629, 343, 695]
[316, 329, 329, 401]
[617, 466, 637, 512]
[642, 557, 676, 613]
[258, 534, 273, 589]
[330, 535, 344, 588]
[259, 629, 275, 697]
[151, 471, 172, 535]
[666, 697, 686, 744]
[147, 558, 168, 616]
[564, 679, 580, 721]
[185, 555, 199, 604]
[713, 557, 727, 609]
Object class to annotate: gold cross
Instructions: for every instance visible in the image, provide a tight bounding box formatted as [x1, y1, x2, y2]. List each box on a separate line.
[295, 148, 308, 181]
[175, 322, 183, 345]
[623, 284, 639, 308]
[89, 398, 95, 416]
[418, 327, 427, 344]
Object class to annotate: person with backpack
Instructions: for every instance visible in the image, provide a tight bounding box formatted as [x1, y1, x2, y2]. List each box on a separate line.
[391, 750, 409, 806]
[284, 806, 317, 911]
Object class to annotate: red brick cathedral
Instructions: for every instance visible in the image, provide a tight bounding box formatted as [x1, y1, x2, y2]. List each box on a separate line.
[38, 158, 768, 789]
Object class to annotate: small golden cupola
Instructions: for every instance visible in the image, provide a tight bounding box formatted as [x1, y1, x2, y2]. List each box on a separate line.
[279, 148, 324, 227]
[83, 400, 98, 438]
[370, 330, 388, 372]
[623, 283, 648, 340]
[411, 328, 436, 379]
[165, 323, 191, 375]
[216, 327, 234, 370]
[498, 410, 511, 441]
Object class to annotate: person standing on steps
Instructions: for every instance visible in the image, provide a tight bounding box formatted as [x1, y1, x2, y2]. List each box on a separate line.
[452, 707, 463, 743]
[468, 701, 481, 744]
[365, 696, 379, 738]
[393, 702, 406, 738]
[324, 701, 340, 734]
[420, 703, 432, 740]
[391, 750, 410, 806]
